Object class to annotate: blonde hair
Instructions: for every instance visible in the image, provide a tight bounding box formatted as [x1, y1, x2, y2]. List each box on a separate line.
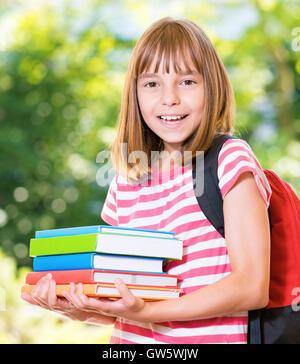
[111, 17, 235, 182]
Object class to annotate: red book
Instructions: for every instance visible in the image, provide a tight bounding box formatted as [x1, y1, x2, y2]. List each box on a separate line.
[25, 269, 180, 287]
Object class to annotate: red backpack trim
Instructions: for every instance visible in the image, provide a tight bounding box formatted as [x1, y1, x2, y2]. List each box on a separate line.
[264, 170, 300, 309]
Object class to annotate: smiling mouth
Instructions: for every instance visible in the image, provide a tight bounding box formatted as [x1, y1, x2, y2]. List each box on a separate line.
[158, 115, 188, 123]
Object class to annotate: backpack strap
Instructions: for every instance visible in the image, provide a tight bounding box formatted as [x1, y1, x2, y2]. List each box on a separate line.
[192, 134, 237, 238]
[192, 134, 262, 344]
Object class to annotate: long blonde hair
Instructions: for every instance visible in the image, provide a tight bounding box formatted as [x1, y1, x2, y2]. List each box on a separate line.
[111, 17, 235, 182]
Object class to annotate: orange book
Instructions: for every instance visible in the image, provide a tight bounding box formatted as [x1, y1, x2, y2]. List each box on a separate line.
[21, 283, 182, 301]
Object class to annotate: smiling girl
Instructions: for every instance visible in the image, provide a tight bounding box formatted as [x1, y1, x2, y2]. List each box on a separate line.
[22, 17, 272, 344]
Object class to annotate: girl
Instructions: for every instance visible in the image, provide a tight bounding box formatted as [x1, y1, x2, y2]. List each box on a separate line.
[22, 17, 272, 344]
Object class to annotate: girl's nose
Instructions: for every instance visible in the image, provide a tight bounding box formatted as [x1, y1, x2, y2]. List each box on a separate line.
[161, 86, 180, 106]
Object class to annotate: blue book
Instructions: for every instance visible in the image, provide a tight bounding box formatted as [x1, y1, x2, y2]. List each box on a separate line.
[33, 253, 165, 274]
[35, 225, 176, 239]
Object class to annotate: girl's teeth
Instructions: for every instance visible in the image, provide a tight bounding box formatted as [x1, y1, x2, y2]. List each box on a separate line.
[160, 115, 185, 121]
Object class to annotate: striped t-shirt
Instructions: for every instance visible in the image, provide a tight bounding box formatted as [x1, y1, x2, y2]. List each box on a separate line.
[100, 138, 272, 344]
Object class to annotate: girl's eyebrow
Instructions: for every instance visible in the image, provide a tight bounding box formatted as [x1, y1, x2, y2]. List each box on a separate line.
[138, 70, 198, 80]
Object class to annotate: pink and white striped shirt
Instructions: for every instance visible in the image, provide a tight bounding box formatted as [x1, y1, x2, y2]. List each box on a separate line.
[100, 138, 272, 344]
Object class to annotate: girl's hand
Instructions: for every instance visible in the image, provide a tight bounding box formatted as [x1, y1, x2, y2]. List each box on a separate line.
[62, 279, 149, 322]
[21, 274, 116, 325]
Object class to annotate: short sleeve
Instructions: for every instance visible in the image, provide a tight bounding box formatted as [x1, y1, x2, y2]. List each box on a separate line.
[100, 174, 119, 226]
[217, 138, 272, 207]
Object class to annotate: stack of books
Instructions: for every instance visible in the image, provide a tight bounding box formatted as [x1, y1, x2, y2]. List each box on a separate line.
[21, 225, 183, 301]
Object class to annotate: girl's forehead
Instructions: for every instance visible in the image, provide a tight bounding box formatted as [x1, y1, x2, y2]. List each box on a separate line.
[141, 51, 199, 76]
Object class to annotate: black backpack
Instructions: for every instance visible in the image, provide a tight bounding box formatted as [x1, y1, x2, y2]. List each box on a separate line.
[192, 134, 300, 344]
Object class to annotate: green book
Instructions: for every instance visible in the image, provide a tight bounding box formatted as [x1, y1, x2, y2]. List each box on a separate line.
[29, 233, 183, 260]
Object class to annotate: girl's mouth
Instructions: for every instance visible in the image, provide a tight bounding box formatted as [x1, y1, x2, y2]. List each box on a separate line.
[158, 114, 188, 127]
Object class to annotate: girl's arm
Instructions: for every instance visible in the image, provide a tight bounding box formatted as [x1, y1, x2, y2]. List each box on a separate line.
[62, 172, 270, 323]
[142, 171, 271, 322]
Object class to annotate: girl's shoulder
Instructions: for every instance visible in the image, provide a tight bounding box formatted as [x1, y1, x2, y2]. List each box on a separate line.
[217, 137, 272, 207]
[218, 137, 253, 158]
[217, 137, 261, 172]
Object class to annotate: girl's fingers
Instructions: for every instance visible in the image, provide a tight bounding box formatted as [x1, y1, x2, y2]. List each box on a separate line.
[31, 276, 46, 296]
[74, 283, 100, 313]
[62, 283, 111, 315]
[70, 283, 98, 312]
[51, 297, 74, 313]
[21, 293, 37, 305]
[23, 274, 144, 320]
[75, 283, 89, 306]
[32, 275, 52, 308]
[62, 282, 83, 308]
[46, 282, 74, 312]
[23, 275, 76, 314]
[47, 279, 58, 307]
[115, 279, 144, 311]
[75, 283, 109, 314]
[115, 279, 134, 306]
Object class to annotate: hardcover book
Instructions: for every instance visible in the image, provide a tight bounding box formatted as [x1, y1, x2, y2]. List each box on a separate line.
[33, 253, 165, 273]
[29, 233, 183, 260]
[35, 225, 176, 239]
[21, 283, 182, 300]
[25, 269, 179, 287]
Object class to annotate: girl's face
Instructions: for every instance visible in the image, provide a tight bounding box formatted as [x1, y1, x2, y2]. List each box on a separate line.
[137, 55, 205, 154]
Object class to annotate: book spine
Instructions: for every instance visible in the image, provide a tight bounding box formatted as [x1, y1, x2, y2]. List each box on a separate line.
[35, 225, 176, 239]
[33, 253, 96, 271]
[24, 272, 181, 291]
[26, 268, 179, 285]
[35, 226, 100, 238]
[22, 284, 90, 297]
[21, 283, 181, 299]
[29, 234, 98, 256]
[26, 269, 96, 284]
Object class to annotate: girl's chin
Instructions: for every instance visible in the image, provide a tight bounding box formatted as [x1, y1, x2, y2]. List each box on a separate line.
[162, 142, 185, 152]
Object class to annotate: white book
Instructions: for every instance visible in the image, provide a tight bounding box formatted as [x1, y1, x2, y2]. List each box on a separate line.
[96, 285, 181, 299]
[96, 234, 183, 260]
[93, 270, 178, 287]
[93, 254, 164, 273]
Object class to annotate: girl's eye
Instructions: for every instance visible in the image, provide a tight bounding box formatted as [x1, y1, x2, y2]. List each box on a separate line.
[143, 79, 196, 88]
[182, 79, 196, 86]
[145, 81, 157, 88]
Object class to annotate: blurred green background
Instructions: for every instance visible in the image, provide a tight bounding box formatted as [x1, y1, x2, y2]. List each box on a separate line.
[0, 0, 299, 343]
